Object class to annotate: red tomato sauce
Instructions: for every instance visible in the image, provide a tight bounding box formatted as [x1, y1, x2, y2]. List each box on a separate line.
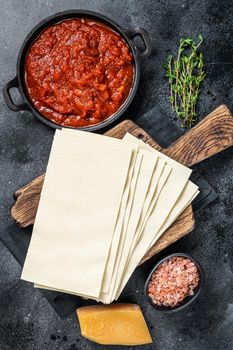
[24, 19, 134, 127]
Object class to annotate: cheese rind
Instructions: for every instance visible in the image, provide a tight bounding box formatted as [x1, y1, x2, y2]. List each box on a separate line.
[76, 304, 152, 346]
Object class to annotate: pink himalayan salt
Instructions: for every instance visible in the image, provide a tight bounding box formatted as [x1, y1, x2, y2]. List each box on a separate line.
[148, 256, 200, 307]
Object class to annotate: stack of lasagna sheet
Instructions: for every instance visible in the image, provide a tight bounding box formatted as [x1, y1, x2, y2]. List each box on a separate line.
[22, 129, 199, 303]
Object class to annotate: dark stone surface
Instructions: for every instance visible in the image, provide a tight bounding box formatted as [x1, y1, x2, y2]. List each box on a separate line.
[0, 0, 233, 349]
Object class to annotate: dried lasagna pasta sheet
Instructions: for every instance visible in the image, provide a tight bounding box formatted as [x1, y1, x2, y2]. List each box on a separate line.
[123, 133, 192, 247]
[112, 161, 168, 298]
[110, 149, 159, 300]
[149, 183, 199, 249]
[36, 148, 142, 300]
[131, 163, 172, 253]
[22, 130, 134, 298]
[98, 157, 142, 303]
[123, 134, 168, 251]
[113, 163, 172, 301]
[98, 149, 158, 304]
[134, 158, 166, 237]
[101, 145, 138, 293]
[114, 133, 193, 298]
[35, 284, 99, 299]
[101, 147, 139, 293]
[115, 184, 199, 299]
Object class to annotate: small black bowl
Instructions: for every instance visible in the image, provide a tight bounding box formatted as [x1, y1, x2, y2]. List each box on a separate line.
[145, 253, 204, 313]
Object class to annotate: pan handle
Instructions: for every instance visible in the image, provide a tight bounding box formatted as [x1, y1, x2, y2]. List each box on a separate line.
[123, 27, 152, 61]
[2, 77, 30, 112]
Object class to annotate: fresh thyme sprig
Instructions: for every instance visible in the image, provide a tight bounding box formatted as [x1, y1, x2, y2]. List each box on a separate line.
[164, 35, 206, 127]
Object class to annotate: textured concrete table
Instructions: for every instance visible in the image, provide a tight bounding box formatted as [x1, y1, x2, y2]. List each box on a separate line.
[0, 1, 233, 349]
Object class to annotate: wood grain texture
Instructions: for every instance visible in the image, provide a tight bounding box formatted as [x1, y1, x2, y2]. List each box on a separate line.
[10, 104, 233, 263]
[11, 174, 45, 228]
[164, 105, 233, 166]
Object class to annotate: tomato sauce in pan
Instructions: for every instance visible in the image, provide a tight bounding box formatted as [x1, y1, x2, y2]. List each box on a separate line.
[24, 19, 134, 127]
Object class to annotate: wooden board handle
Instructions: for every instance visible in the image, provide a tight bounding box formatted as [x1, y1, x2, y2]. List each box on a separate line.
[11, 174, 45, 228]
[164, 105, 233, 166]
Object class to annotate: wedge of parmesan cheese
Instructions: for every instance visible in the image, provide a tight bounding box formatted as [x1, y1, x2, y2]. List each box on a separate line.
[76, 303, 152, 346]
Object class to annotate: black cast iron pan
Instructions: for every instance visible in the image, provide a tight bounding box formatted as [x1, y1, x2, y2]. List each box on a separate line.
[2, 10, 152, 131]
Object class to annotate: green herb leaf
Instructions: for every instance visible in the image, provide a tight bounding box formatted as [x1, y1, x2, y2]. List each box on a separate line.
[163, 35, 205, 127]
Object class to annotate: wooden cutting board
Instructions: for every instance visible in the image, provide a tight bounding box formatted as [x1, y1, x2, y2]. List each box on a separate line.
[11, 105, 233, 263]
